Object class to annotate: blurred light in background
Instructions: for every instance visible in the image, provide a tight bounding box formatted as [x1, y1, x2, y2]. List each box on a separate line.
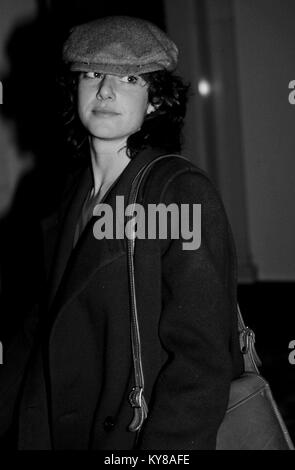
[198, 79, 211, 97]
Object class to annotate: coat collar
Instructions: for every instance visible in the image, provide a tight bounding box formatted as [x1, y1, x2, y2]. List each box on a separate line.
[47, 147, 167, 312]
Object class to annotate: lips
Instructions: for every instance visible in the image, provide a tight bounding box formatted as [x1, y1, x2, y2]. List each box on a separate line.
[92, 108, 120, 115]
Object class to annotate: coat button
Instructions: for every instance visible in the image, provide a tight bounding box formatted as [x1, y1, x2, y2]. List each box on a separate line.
[103, 416, 116, 432]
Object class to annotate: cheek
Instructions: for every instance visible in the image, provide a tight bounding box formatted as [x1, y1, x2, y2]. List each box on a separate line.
[124, 108, 145, 133]
[129, 94, 149, 126]
[77, 85, 92, 118]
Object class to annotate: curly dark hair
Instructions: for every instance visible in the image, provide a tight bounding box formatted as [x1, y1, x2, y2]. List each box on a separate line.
[58, 68, 190, 159]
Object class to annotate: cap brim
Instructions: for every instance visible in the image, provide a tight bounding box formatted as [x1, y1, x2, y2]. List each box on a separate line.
[69, 61, 171, 75]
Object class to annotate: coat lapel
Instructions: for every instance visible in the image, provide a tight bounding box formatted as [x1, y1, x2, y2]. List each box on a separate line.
[47, 164, 92, 308]
[48, 147, 166, 314]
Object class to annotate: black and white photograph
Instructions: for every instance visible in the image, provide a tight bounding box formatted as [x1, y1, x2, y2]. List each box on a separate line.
[0, 0, 294, 454]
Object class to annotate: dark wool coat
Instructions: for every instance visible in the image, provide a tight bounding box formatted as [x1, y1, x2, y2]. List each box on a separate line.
[0, 147, 243, 450]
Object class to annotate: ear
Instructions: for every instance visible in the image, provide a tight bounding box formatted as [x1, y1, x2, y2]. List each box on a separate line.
[146, 103, 156, 115]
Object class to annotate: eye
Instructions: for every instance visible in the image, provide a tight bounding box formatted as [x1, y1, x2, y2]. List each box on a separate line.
[82, 72, 104, 80]
[119, 75, 139, 84]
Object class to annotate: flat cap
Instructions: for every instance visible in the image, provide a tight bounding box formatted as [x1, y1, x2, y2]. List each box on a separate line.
[62, 15, 178, 75]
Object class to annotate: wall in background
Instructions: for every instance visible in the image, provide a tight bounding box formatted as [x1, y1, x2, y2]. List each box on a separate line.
[234, 0, 295, 280]
[0, 0, 36, 70]
[165, 0, 256, 282]
[165, 0, 295, 281]
[0, 0, 37, 217]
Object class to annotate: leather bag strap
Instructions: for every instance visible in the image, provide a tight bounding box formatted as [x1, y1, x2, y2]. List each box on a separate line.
[126, 153, 261, 433]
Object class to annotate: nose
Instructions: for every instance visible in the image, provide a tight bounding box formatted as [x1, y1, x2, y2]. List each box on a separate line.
[96, 75, 115, 101]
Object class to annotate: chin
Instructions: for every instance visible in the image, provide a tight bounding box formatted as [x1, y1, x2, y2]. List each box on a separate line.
[87, 126, 116, 139]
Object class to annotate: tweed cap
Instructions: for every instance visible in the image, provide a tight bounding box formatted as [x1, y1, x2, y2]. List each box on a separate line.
[62, 16, 178, 75]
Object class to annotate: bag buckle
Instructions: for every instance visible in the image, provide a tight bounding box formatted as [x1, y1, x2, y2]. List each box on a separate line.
[128, 386, 148, 433]
[129, 386, 143, 408]
[240, 327, 255, 354]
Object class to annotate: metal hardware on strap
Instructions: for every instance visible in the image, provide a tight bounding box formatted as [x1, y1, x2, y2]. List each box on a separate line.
[237, 304, 262, 373]
[128, 388, 148, 432]
[240, 326, 255, 354]
[129, 386, 144, 408]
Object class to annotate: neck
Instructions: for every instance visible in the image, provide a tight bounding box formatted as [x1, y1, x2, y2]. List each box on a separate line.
[88, 137, 131, 197]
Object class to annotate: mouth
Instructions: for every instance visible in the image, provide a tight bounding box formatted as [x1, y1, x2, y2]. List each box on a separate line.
[92, 109, 120, 116]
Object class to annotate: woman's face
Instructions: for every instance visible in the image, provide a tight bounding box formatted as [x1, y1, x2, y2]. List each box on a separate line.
[77, 72, 154, 143]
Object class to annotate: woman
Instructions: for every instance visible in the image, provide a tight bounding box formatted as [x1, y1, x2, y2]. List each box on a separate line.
[0, 15, 243, 450]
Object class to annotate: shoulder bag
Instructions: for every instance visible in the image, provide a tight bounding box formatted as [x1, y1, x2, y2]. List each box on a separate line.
[126, 154, 294, 450]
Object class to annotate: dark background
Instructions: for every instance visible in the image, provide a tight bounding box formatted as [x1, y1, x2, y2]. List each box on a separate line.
[0, 0, 294, 444]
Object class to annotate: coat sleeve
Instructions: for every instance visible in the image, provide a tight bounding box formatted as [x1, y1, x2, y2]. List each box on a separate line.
[137, 169, 236, 450]
[0, 304, 39, 438]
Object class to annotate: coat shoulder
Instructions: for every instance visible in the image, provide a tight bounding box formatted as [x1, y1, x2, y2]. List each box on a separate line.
[141, 155, 224, 209]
